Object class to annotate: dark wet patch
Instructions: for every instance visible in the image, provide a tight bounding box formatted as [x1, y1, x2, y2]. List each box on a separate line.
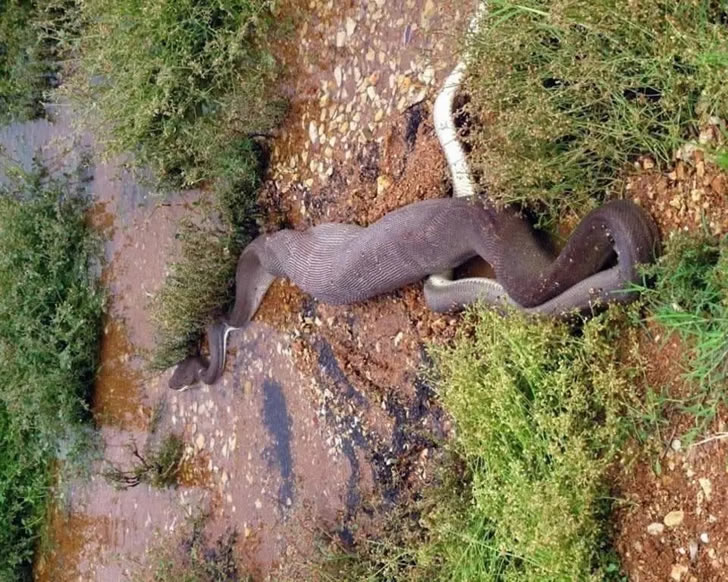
[261, 379, 295, 511]
[316, 340, 368, 409]
[404, 103, 424, 150]
[357, 141, 380, 182]
[310, 333, 442, 511]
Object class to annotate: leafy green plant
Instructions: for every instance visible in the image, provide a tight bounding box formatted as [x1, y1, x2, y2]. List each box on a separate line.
[0, 0, 83, 122]
[424, 307, 628, 580]
[466, 0, 728, 222]
[0, 0, 47, 121]
[0, 163, 104, 580]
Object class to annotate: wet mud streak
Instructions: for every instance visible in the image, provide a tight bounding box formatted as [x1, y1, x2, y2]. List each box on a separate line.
[261, 379, 295, 512]
[313, 338, 372, 519]
[312, 334, 436, 511]
[316, 339, 368, 409]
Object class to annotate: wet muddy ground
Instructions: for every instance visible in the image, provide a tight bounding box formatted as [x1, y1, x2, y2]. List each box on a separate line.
[26, 1, 474, 580]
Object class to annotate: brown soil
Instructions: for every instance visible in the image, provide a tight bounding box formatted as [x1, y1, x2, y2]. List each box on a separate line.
[613, 325, 728, 582]
[628, 123, 728, 238]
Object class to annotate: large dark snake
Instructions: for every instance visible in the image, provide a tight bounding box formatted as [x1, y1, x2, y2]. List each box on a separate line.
[168, 61, 660, 391]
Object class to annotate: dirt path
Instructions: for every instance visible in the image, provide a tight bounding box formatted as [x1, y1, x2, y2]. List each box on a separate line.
[32, 1, 475, 580]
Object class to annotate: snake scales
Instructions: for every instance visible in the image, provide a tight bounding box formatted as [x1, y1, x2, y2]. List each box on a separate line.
[168, 64, 660, 391]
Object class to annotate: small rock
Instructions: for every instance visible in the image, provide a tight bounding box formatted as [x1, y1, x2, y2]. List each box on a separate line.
[423, 65, 435, 85]
[345, 17, 357, 37]
[195, 434, 205, 451]
[393, 331, 404, 347]
[664, 510, 685, 528]
[671, 438, 682, 451]
[699, 477, 712, 501]
[334, 66, 343, 87]
[308, 121, 318, 144]
[700, 532, 709, 544]
[689, 540, 698, 561]
[647, 522, 665, 535]
[670, 564, 688, 582]
[377, 174, 393, 195]
[671, 564, 689, 581]
[335, 29, 346, 48]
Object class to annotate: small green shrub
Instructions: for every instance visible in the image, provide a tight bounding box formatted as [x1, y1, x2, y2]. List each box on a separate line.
[66, 0, 284, 188]
[0, 0, 47, 121]
[467, 0, 728, 222]
[0, 164, 104, 580]
[0, 0, 82, 122]
[424, 307, 627, 580]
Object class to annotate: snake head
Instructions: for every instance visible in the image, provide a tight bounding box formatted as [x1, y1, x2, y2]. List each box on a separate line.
[169, 355, 204, 391]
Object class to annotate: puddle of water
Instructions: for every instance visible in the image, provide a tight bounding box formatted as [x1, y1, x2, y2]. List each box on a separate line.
[92, 318, 146, 428]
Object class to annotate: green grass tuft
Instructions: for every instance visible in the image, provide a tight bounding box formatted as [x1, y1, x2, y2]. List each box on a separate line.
[636, 233, 728, 439]
[0, 164, 104, 581]
[425, 307, 628, 580]
[467, 0, 728, 222]
[0, 0, 48, 122]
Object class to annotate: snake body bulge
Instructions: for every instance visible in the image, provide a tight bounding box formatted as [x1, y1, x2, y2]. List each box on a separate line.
[169, 196, 658, 389]
[246, 197, 655, 313]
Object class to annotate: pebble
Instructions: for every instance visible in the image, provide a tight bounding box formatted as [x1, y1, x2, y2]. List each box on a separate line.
[647, 522, 665, 535]
[699, 477, 712, 501]
[376, 174, 393, 195]
[689, 540, 698, 561]
[664, 510, 685, 528]
[345, 17, 357, 37]
[670, 564, 688, 581]
[308, 121, 318, 144]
